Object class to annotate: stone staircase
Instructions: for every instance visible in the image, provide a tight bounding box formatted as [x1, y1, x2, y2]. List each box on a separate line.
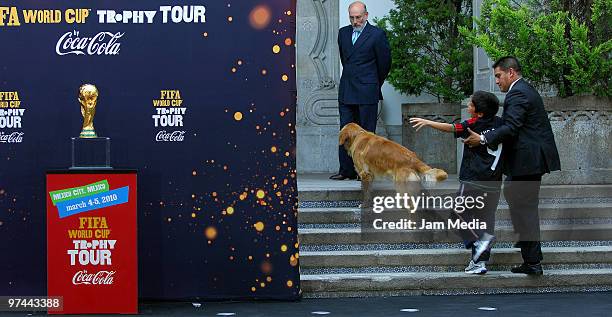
[297, 174, 612, 298]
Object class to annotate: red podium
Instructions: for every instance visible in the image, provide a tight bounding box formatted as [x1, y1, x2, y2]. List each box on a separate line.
[46, 170, 137, 314]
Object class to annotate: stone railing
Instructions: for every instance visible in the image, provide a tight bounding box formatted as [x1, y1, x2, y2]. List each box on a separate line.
[543, 96, 611, 185]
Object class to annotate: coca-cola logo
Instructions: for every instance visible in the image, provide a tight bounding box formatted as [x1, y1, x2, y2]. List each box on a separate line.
[0, 132, 24, 143]
[56, 30, 124, 56]
[72, 270, 115, 285]
[156, 130, 185, 142]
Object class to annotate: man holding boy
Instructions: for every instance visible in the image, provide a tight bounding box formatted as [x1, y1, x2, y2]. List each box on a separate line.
[464, 56, 561, 275]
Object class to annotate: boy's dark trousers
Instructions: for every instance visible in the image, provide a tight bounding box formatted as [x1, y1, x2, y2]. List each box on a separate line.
[451, 183, 500, 262]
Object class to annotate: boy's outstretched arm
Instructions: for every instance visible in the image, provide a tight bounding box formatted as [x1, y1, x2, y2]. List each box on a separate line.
[409, 117, 454, 133]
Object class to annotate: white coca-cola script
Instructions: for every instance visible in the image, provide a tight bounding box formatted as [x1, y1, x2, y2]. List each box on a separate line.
[156, 130, 185, 142]
[0, 132, 24, 143]
[72, 270, 116, 285]
[56, 30, 124, 56]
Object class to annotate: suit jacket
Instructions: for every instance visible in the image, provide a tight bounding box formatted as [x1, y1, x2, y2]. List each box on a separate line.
[484, 78, 561, 176]
[338, 22, 391, 105]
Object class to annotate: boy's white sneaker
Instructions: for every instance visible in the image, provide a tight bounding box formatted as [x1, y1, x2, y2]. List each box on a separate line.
[465, 260, 487, 274]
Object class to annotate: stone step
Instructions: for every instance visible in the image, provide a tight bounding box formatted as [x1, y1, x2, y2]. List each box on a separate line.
[298, 182, 612, 202]
[299, 219, 612, 230]
[298, 203, 612, 225]
[300, 269, 612, 297]
[302, 263, 612, 276]
[298, 224, 612, 245]
[299, 240, 612, 252]
[299, 246, 612, 269]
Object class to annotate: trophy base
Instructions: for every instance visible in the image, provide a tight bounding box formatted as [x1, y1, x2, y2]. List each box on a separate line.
[79, 128, 97, 138]
[71, 137, 111, 169]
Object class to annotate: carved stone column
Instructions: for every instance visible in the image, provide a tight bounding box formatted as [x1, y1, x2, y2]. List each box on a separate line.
[296, 0, 341, 173]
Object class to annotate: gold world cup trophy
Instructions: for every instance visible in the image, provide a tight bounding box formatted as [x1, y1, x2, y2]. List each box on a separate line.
[78, 84, 99, 138]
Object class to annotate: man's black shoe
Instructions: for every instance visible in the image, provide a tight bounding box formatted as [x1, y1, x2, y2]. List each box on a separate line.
[511, 262, 543, 275]
[329, 173, 357, 180]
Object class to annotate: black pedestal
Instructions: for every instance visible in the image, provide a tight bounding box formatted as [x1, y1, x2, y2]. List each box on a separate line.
[70, 137, 111, 169]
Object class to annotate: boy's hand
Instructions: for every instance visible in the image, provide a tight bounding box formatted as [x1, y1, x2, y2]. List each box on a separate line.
[409, 118, 430, 132]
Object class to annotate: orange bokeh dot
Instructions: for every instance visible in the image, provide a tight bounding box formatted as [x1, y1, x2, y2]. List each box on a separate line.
[249, 5, 272, 30]
[284, 38, 293, 46]
[261, 261, 273, 274]
[234, 112, 243, 121]
[254, 221, 265, 232]
[205, 226, 217, 240]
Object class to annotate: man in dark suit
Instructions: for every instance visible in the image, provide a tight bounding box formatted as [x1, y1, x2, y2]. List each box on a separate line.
[465, 56, 561, 275]
[330, 1, 391, 180]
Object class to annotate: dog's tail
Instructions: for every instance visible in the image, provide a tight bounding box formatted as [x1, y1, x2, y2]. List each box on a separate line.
[415, 162, 448, 183]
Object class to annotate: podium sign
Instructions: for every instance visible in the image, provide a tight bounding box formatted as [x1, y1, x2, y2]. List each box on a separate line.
[46, 170, 137, 314]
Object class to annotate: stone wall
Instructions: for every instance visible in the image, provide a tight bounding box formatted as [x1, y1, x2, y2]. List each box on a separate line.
[402, 103, 461, 174]
[543, 96, 612, 184]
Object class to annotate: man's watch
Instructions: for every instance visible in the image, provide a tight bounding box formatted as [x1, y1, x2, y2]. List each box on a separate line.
[479, 134, 486, 145]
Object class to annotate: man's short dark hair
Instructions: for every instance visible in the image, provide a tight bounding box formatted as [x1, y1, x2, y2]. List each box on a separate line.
[472, 90, 500, 118]
[492, 56, 522, 74]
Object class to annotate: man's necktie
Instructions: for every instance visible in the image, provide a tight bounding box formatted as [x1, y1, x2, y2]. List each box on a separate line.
[352, 30, 361, 45]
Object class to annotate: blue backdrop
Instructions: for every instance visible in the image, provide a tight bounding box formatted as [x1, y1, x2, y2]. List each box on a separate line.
[0, 0, 299, 300]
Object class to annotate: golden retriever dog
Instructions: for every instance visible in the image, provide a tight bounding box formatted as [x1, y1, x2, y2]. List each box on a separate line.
[339, 123, 448, 206]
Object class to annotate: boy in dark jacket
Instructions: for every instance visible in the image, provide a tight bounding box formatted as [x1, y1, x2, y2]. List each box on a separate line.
[410, 91, 503, 274]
